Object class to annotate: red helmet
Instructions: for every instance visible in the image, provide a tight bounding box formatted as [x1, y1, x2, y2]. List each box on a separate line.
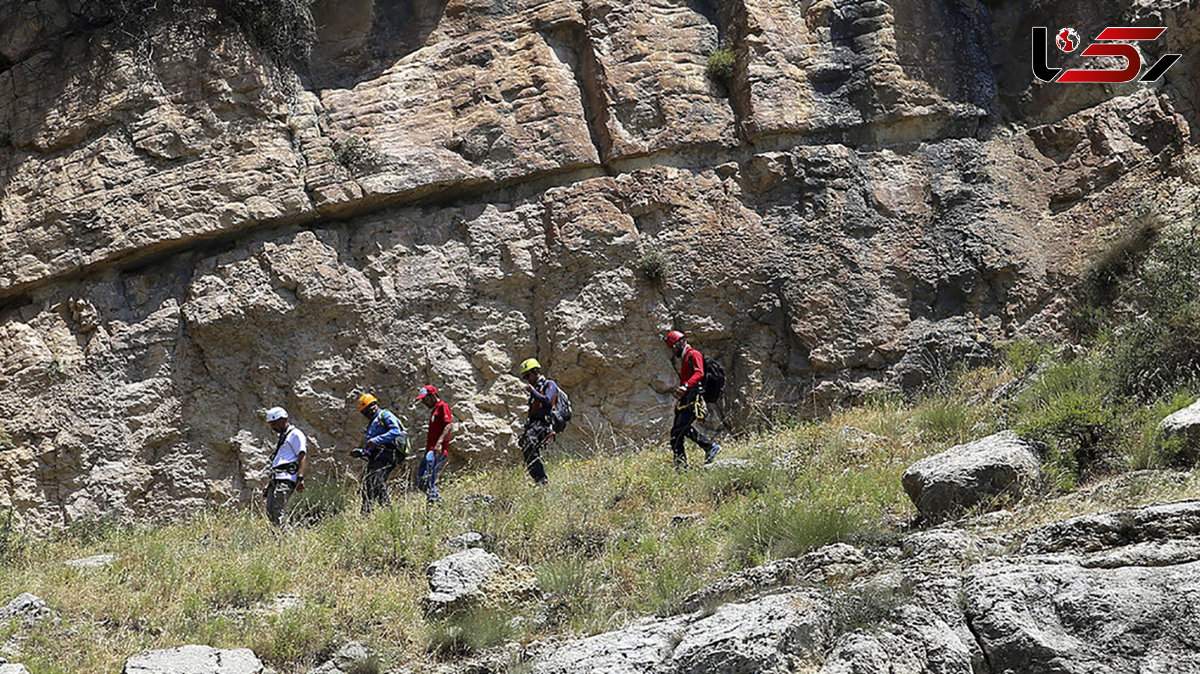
[663, 330, 686, 348]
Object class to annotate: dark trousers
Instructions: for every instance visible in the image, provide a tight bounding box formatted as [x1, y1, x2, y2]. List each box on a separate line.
[266, 478, 296, 526]
[520, 418, 552, 484]
[671, 395, 713, 468]
[361, 446, 398, 514]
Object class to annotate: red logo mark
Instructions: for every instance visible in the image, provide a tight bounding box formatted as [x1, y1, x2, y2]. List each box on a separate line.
[1032, 26, 1181, 84]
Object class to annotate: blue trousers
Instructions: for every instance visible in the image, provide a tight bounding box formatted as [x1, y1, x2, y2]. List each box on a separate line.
[417, 450, 447, 502]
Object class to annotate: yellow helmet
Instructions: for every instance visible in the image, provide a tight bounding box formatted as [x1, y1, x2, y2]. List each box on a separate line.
[519, 358, 542, 375]
[356, 393, 378, 411]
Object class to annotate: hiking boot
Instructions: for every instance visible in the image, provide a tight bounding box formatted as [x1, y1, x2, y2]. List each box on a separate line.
[704, 444, 722, 464]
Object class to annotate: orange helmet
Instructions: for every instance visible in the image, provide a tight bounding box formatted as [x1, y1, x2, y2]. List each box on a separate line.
[356, 393, 378, 411]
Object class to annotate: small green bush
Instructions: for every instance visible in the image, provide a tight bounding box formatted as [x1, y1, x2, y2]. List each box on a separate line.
[706, 48, 737, 82]
[426, 609, 517, 657]
[286, 478, 352, 525]
[731, 500, 863, 565]
[209, 558, 280, 608]
[1017, 390, 1118, 480]
[913, 399, 973, 442]
[333, 135, 384, 173]
[1001, 339, 1051, 374]
[222, 0, 316, 64]
[637, 248, 672, 287]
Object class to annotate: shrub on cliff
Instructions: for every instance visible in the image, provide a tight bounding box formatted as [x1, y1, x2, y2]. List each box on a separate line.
[706, 48, 737, 83]
[77, 0, 316, 66]
[638, 248, 672, 287]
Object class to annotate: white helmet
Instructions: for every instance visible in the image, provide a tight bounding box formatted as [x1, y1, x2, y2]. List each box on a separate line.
[265, 407, 288, 422]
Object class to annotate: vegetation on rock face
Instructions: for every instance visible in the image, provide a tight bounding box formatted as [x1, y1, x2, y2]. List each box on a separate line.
[637, 247, 673, 287]
[706, 48, 737, 83]
[332, 135, 385, 174]
[76, 0, 316, 65]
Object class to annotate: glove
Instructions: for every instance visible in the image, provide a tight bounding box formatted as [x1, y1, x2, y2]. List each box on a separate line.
[350, 448, 366, 459]
[425, 450, 435, 463]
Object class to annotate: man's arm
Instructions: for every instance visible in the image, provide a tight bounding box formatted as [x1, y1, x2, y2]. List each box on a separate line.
[296, 452, 308, 492]
[368, 410, 405, 447]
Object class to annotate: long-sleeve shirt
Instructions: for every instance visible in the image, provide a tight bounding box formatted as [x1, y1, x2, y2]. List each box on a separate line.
[679, 346, 704, 391]
[364, 409, 406, 454]
[528, 377, 560, 421]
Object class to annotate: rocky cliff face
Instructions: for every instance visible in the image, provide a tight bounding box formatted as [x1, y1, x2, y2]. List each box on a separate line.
[2, 0, 1199, 528]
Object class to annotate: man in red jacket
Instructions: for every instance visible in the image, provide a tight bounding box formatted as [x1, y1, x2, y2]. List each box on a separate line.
[416, 385, 452, 504]
[663, 330, 721, 469]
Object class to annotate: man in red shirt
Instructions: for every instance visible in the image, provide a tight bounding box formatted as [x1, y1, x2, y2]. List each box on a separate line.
[416, 385, 452, 504]
[664, 330, 721, 469]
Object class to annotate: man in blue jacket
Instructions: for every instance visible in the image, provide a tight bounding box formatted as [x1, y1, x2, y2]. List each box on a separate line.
[353, 393, 406, 514]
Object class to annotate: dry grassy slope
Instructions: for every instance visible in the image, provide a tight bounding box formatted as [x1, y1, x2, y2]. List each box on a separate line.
[0, 0, 1199, 530]
[1, 356, 1198, 673]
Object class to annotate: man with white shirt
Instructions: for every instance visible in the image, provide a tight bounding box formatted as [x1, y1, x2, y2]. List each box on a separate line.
[264, 406, 307, 526]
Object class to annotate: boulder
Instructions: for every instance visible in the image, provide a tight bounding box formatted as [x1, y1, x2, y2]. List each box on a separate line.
[0, 665, 31, 674]
[443, 531, 486, 552]
[306, 642, 372, 674]
[1158, 400, 1200, 463]
[902, 431, 1042, 522]
[965, 559, 1200, 673]
[1159, 399, 1200, 434]
[531, 615, 691, 674]
[122, 646, 264, 674]
[424, 548, 539, 615]
[0, 594, 51, 626]
[819, 606, 973, 674]
[670, 591, 827, 673]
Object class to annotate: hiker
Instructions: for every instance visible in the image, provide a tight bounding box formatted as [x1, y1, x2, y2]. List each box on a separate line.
[518, 358, 557, 485]
[351, 393, 406, 514]
[264, 406, 307, 526]
[663, 330, 721, 469]
[415, 384, 452, 504]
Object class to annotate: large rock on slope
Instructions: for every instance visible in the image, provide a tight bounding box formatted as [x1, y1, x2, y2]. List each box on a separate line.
[122, 646, 263, 674]
[902, 431, 1042, 522]
[965, 560, 1200, 673]
[424, 548, 539, 615]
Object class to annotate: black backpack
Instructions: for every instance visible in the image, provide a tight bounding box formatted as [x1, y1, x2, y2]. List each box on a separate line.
[702, 355, 725, 403]
[551, 385, 572, 433]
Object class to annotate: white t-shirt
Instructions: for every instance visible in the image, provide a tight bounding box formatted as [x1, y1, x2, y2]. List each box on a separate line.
[272, 426, 307, 482]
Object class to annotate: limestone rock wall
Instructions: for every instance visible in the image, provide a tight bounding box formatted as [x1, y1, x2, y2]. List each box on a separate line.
[2, 0, 1199, 528]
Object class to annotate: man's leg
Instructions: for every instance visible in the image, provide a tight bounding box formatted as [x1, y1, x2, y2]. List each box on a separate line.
[521, 422, 549, 484]
[416, 454, 430, 494]
[427, 453, 446, 502]
[266, 479, 295, 526]
[670, 405, 695, 469]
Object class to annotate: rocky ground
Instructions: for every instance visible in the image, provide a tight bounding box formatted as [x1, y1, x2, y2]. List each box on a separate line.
[3, 0, 1200, 529]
